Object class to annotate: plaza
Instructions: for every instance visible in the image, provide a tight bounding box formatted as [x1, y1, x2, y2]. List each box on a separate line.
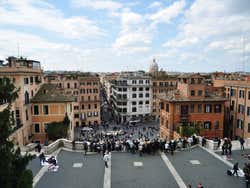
[29, 145, 247, 188]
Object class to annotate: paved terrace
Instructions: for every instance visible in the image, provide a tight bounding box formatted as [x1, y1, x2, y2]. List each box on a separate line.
[28, 146, 247, 188]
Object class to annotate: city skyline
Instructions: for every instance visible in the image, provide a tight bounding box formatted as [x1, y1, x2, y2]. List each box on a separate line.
[0, 0, 250, 72]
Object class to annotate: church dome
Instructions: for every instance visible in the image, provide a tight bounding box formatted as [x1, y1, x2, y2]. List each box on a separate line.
[149, 58, 159, 73]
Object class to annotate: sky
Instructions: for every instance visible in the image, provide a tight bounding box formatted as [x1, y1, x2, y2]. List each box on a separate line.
[0, 0, 250, 72]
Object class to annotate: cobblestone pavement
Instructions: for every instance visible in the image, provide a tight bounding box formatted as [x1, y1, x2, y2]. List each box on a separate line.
[31, 146, 246, 188]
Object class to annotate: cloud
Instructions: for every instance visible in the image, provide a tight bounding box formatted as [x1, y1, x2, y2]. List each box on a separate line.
[149, 0, 186, 25]
[148, 2, 162, 9]
[158, 0, 250, 72]
[163, 37, 199, 48]
[0, 0, 104, 39]
[72, 0, 122, 11]
[181, 0, 250, 39]
[113, 9, 152, 54]
[0, 29, 97, 70]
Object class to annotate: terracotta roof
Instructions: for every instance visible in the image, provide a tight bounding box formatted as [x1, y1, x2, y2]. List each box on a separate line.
[32, 84, 74, 103]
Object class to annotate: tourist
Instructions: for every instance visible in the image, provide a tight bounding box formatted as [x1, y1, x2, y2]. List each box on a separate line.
[103, 151, 110, 168]
[202, 137, 206, 147]
[232, 162, 239, 177]
[240, 137, 245, 151]
[217, 138, 221, 149]
[39, 152, 46, 165]
[228, 139, 232, 155]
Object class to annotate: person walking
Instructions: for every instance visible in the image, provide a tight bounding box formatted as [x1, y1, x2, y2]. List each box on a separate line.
[103, 151, 110, 168]
[232, 162, 239, 177]
[217, 138, 221, 150]
[84, 142, 88, 156]
[240, 137, 245, 151]
[138, 143, 143, 157]
[39, 152, 46, 165]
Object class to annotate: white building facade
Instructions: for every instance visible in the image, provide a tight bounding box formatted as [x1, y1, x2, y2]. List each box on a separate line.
[110, 72, 152, 123]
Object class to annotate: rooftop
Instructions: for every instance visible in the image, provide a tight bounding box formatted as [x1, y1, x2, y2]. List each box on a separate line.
[159, 92, 227, 102]
[32, 84, 75, 103]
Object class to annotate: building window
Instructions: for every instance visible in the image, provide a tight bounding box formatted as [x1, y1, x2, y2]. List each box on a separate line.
[94, 104, 97, 109]
[248, 123, 250, 133]
[145, 93, 150, 98]
[24, 78, 29, 84]
[88, 96, 91, 101]
[190, 104, 195, 113]
[191, 90, 195, 96]
[132, 88, 137, 92]
[30, 76, 33, 84]
[74, 113, 79, 118]
[146, 87, 149, 91]
[82, 104, 84, 109]
[139, 93, 143, 98]
[132, 80, 136, 84]
[139, 80, 143, 84]
[205, 104, 212, 113]
[145, 101, 149, 105]
[204, 121, 211, 129]
[94, 112, 98, 116]
[132, 94, 137, 98]
[237, 119, 243, 129]
[198, 104, 202, 113]
[166, 104, 169, 112]
[146, 80, 150, 84]
[214, 104, 222, 113]
[34, 105, 39, 115]
[74, 106, 79, 110]
[247, 107, 250, 116]
[198, 90, 203, 96]
[43, 105, 49, 115]
[87, 112, 92, 117]
[74, 82, 77, 88]
[230, 89, 236, 97]
[35, 124, 40, 133]
[239, 90, 245, 98]
[88, 104, 91, 109]
[25, 109, 29, 120]
[214, 121, 219, 129]
[132, 101, 137, 105]
[238, 104, 245, 114]
[139, 101, 143, 105]
[67, 83, 70, 88]
[248, 91, 250, 100]
[24, 91, 29, 104]
[132, 107, 137, 112]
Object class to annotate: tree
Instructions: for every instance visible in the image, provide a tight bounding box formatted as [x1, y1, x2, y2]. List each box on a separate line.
[46, 116, 69, 141]
[180, 122, 202, 137]
[0, 77, 34, 188]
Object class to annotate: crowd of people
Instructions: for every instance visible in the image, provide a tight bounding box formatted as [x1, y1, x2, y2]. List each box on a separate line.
[74, 124, 200, 157]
